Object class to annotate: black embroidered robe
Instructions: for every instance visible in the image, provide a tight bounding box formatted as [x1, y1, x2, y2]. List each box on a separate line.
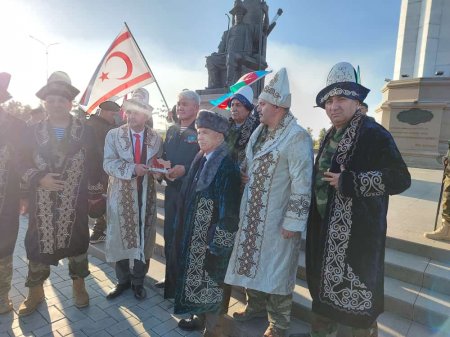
[21, 117, 102, 265]
[168, 143, 241, 315]
[0, 110, 27, 258]
[306, 112, 411, 328]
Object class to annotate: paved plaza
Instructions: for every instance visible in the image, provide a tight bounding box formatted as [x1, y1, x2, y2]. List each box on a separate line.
[1, 167, 449, 337]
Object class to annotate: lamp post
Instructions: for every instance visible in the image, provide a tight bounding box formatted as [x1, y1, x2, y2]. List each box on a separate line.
[29, 35, 59, 80]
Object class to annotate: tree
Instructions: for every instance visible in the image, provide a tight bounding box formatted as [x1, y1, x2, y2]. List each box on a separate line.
[2, 100, 32, 121]
[317, 128, 327, 147]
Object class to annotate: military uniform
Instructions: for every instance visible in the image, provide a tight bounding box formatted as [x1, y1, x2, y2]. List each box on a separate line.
[424, 141, 450, 240]
[161, 121, 199, 298]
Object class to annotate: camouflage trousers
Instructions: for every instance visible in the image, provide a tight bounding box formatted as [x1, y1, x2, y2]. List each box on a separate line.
[310, 312, 378, 337]
[25, 253, 90, 288]
[246, 288, 293, 330]
[0, 255, 13, 298]
[442, 167, 450, 222]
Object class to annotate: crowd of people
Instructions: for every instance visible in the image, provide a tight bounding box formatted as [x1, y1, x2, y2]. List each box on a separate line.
[0, 61, 420, 337]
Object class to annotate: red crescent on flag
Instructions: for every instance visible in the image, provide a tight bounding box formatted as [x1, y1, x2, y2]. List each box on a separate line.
[106, 51, 133, 80]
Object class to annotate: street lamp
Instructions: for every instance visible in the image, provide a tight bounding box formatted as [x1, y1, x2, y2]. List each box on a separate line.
[29, 35, 59, 80]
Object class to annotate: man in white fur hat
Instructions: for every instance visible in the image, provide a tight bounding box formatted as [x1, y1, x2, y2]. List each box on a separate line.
[225, 68, 314, 337]
[19, 71, 103, 316]
[290, 62, 411, 337]
[103, 88, 162, 300]
[226, 85, 260, 168]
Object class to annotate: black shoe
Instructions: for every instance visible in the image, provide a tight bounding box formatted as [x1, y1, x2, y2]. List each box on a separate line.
[133, 284, 147, 300]
[154, 279, 165, 289]
[178, 314, 205, 331]
[106, 282, 131, 299]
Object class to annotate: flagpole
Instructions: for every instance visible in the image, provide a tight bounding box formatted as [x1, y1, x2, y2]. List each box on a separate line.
[124, 22, 171, 115]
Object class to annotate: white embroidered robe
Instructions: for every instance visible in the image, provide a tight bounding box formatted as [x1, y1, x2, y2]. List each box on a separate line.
[103, 124, 162, 263]
[225, 112, 313, 295]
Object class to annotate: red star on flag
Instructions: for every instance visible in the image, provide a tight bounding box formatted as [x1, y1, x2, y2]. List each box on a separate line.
[99, 72, 109, 81]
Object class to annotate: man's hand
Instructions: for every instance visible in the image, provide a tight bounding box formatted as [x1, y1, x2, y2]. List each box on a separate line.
[39, 173, 65, 191]
[165, 165, 185, 181]
[322, 165, 345, 190]
[281, 228, 299, 239]
[134, 164, 148, 177]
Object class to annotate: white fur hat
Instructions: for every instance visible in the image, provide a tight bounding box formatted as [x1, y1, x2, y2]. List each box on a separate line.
[258, 68, 291, 108]
[122, 88, 153, 115]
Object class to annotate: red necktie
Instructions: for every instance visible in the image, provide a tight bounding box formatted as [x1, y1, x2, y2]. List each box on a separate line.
[134, 134, 141, 164]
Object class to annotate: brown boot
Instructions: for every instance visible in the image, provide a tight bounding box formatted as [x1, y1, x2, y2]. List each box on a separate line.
[0, 295, 13, 314]
[73, 278, 89, 308]
[18, 284, 45, 316]
[232, 307, 266, 321]
[424, 220, 450, 241]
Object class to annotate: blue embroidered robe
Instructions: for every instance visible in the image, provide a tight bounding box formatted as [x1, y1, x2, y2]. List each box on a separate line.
[305, 112, 411, 328]
[169, 143, 241, 315]
[0, 110, 27, 258]
[20, 118, 102, 265]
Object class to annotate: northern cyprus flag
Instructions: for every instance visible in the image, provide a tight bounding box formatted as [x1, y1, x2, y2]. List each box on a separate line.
[80, 25, 154, 114]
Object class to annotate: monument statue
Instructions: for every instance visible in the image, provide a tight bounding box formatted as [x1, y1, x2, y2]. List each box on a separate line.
[206, 0, 270, 89]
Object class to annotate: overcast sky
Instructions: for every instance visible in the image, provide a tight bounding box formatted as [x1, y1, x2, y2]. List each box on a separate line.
[1, 0, 401, 135]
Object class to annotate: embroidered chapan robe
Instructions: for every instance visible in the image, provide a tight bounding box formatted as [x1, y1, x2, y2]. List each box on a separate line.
[171, 143, 241, 315]
[21, 117, 102, 265]
[103, 124, 162, 263]
[0, 110, 27, 258]
[225, 112, 313, 295]
[226, 112, 260, 167]
[306, 112, 411, 328]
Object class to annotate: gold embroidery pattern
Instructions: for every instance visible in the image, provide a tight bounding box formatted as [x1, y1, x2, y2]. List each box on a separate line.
[55, 149, 85, 249]
[235, 152, 278, 278]
[286, 193, 310, 220]
[119, 180, 138, 249]
[118, 161, 127, 176]
[184, 197, 223, 304]
[120, 126, 132, 151]
[0, 145, 11, 213]
[88, 182, 104, 194]
[36, 188, 54, 254]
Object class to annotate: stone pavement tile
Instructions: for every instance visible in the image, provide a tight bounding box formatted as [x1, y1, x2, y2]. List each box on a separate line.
[132, 317, 161, 334]
[104, 305, 133, 321]
[146, 305, 172, 322]
[17, 312, 49, 333]
[33, 321, 62, 337]
[105, 316, 142, 335]
[158, 300, 173, 312]
[64, 332, 88, 337]
[84, 331, 112, 337]
[124, 304, 154, 321]
[58, 317, 93, 336]
[39, 305, 66, 323]
[406, 321, 450, 337]
[151, 317, 179, 336]
[79, 304, 110, 321]
[109, 329, 137, 337]
[60, 306, 89, 322]
[160, 331, 183, 337]
[90, 270, 111, 283]
[80, 317, 117, 336]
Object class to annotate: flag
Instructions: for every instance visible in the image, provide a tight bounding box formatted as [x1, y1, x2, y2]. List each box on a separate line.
[79, 25, 155, 114]
[210, 70, 271, 109]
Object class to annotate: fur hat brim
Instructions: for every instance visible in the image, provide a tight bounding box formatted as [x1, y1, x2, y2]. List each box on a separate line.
[196, 110, 229, 135]
[36, 81, 80, 101]
[315, 82, 370, 108]
[99, 101, 121, 112]
[122, 98, 154, 115]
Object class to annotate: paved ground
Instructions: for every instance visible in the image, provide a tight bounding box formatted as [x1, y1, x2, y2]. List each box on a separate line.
[1, 167, 449, 337]
[0, 218, 204, 337]
[387, 167, 450, 250]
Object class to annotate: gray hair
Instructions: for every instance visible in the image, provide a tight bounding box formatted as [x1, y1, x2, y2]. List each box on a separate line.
[178, 90, 200, 105]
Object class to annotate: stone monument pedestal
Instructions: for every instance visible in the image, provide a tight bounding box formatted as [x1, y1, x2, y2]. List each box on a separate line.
[196, 88, 231, 118]
[377, 77, 450, 169]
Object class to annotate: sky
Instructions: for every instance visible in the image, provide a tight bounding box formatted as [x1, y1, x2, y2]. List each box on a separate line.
[0, 0, 402, 136]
